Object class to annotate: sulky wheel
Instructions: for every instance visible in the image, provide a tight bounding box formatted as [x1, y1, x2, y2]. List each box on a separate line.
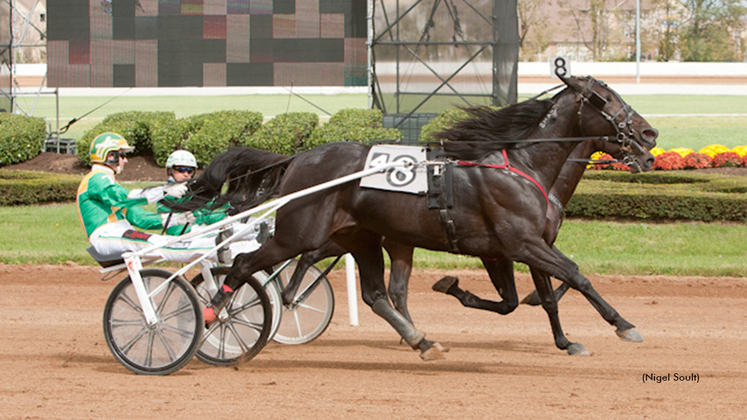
[191, 267, 273, 366]
[272, 260, 335, 345]
[103, 269, 203, 375]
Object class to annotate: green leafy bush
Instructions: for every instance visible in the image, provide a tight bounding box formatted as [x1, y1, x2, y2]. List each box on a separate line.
[567, 172, 747, 222]
[306, 108, 401, 148]
[418, 108, 471, 143]
[0, 169, 80, 205]
[183, 110, 263, 164]
[245, 112, 318, 155]
[0, 113, 47, 166]
[76, 111, 176, 166]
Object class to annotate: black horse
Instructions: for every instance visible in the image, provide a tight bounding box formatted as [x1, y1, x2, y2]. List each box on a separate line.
[180, 75, 657, 360]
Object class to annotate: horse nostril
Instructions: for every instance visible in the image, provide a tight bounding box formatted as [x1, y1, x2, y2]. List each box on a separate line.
[643, 128, 659, 143]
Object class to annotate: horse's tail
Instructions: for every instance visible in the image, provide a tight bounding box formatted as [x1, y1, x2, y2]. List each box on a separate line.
[168, 147, 292, 213]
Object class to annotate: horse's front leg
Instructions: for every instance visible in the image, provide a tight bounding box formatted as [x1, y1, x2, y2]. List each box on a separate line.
[524, 243, 643, 343]
[432, 256, 519, 315]
[529, 268, 589, 355]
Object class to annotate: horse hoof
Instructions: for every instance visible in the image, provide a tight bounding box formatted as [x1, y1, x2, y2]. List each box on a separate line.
[432, 276, 458, 294]
[520, 291, 541, 306]
[616, 328, 644, 342]
[433, 342, 450, 353]
[420, 345, 446, 361]
[567, 343, 590, 356]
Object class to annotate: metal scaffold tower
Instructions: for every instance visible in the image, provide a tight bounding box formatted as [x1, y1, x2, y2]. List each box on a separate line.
[369, 0, 518, 140]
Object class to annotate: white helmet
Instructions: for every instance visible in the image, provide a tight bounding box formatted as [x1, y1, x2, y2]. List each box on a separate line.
[166, 150, 197, 169]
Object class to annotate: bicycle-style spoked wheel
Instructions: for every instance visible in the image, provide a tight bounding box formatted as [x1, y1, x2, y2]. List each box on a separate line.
[103, 269, 203, 375]
[191, 267, 273, 366]
[272, 260, 335, 345]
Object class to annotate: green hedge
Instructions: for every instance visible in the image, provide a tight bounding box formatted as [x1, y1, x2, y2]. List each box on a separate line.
[183, 110, 264, 164]
[76, 111, 177, 166]
[307, 108, 402, 148]
[245, 112, 318, 155]
[0, 169, 81, 206]
[567, 171, 747, 222]
[0, 113, 47, 166]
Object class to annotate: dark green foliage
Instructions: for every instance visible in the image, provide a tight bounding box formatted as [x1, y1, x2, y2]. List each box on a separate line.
[183, 110, 264, 164]
[418, 108, 471, 143]
[245, 112, 318, 155]
[76, 111, 177, 166]
[307, 108, 402, 148]
[0, 113, 47, 166]
[567, 172, 747, 222]
[0, 169, 81, 205]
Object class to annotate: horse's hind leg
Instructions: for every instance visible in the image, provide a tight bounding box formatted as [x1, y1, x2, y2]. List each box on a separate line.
[333, 230, 444, 361]
[280, 241, 345, 305]
[384, 239, 415, 324]
[530, 268, 589, 356]
[432, 256, 519, 315]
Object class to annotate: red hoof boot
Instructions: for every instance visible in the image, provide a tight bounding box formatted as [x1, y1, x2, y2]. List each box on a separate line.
[203, 306, 218, 325]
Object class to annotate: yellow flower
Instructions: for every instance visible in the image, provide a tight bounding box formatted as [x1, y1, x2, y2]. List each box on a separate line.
[667, 147, 695, 158]
[698, 144, 729, 158]
[730, 145, 747, 157]
[588, 151, 607, 169]
[650, 147, 666, 157]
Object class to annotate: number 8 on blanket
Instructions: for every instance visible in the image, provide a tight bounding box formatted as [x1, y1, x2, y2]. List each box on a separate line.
[360, 145, 429, 194]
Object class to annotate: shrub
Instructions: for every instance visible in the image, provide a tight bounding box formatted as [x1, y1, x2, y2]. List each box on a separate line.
[0, 169, 80, 205]
[418, 108, 472, 143]
[0, 113, 47, 166]
[306, 108, 401, 148]
[652, 151, 685, 170]
[76, 111, 176, 166]
[245, 112, 318, 155]
[683, 152, 712, 169]
[711, 152, 742, 168]
[183, 110, 263, 164]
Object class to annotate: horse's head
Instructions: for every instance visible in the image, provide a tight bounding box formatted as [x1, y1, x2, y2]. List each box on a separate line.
[559, 75, 658, 173]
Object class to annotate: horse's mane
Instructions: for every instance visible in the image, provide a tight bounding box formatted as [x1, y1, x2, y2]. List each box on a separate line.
[165, 147, 291, 213]
[433, 98, 557, 161]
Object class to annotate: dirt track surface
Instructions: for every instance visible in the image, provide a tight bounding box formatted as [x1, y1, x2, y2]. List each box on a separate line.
[1, 264, 745, 419]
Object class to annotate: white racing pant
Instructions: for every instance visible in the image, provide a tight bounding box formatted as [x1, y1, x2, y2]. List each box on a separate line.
[89, 220, 260, 264]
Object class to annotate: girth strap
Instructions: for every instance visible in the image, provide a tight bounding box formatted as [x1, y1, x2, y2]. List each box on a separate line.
[457, 149, 549, 207]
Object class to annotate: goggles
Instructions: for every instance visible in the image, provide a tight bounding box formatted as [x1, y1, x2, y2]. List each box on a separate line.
[174, 166, 195, 174]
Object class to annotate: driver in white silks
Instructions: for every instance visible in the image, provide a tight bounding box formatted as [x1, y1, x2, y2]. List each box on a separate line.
[77, 132, 257, 264]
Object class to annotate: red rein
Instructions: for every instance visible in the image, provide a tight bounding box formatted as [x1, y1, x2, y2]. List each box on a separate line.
[457, 149, 549, 207]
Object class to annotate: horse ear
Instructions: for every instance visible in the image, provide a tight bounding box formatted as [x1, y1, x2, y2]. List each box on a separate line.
[559, 74, 585, 93]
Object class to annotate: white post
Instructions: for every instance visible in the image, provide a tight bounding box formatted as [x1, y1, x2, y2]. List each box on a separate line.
[345, 253, 359, 326]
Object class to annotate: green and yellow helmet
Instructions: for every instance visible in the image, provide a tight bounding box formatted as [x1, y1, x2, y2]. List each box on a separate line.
[89, 132, 134, 165]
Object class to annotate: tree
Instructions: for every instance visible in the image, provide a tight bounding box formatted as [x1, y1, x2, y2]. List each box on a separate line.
[651, 0, 685, 61]
[518, 0, 552, 60]
[678, 0, 746, 61]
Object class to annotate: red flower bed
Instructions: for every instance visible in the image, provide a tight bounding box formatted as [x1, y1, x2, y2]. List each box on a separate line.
[652, 151, 686, 170]
[711, 152, 743, 168]
[683, 152, 712, 169]
[592, 153, 614, 170]
[742, 155, 747, 167]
